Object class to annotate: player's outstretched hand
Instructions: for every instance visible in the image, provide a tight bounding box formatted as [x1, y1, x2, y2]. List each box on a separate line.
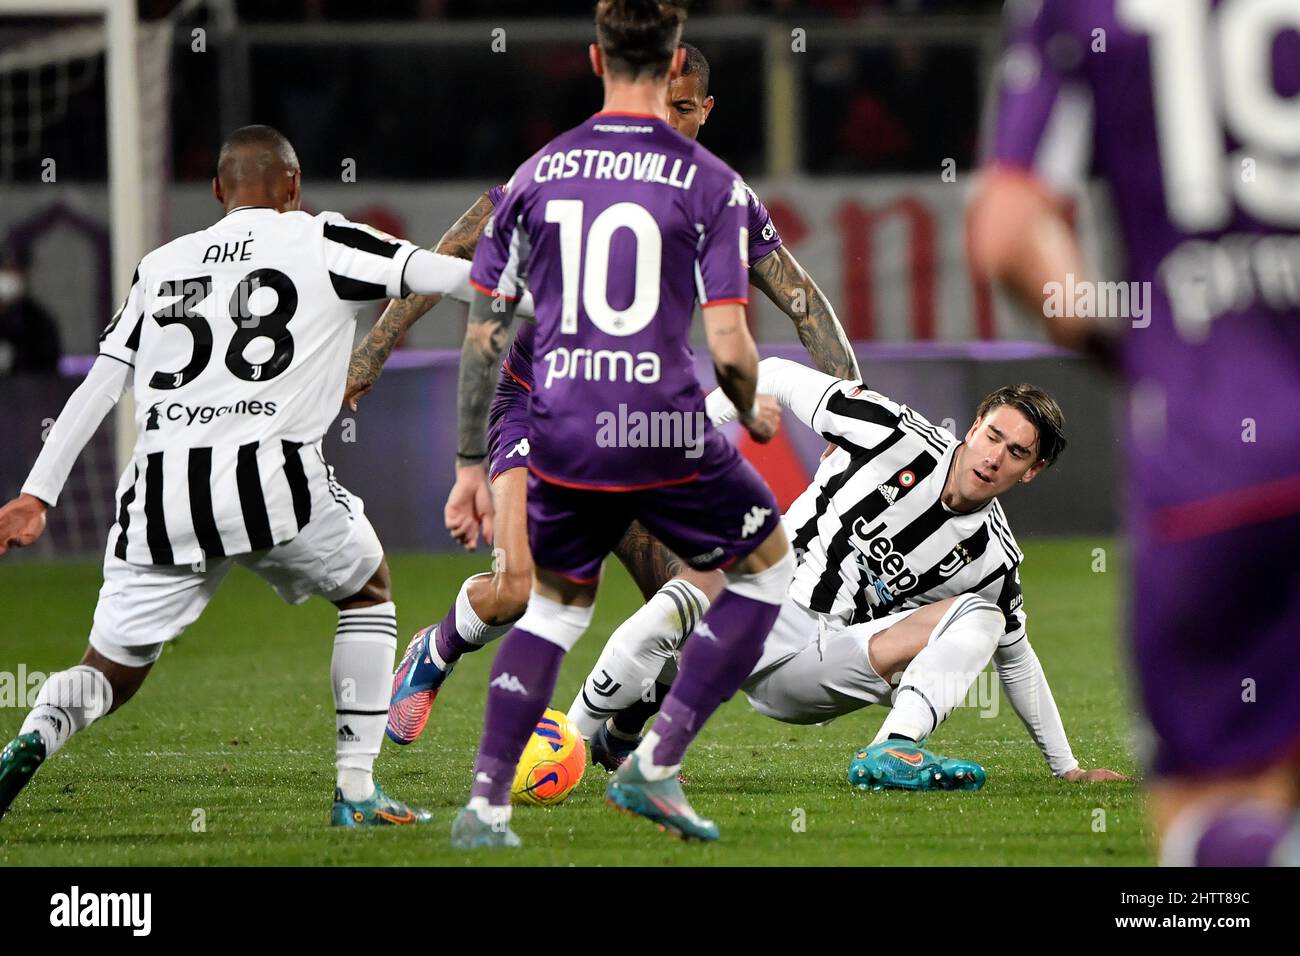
[444, 463, 494, 550]
[742, 394, 782, 444]
[1060, 767, 1128, 782]
[0, 493, 48, 556]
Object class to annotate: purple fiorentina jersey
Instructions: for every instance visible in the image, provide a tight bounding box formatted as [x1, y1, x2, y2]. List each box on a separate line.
[486, 177, 781, 397]
[472, 112, 754, 489]
[988, 0, 1300, 523]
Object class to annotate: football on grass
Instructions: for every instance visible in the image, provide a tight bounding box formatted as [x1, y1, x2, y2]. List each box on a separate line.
[512, 708, 587, 806]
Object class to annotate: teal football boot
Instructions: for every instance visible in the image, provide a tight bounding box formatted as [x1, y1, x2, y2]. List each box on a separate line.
[330, 784, 432, 827]
[0, 732, 46, 821]
[847, 740, 986, 792]
[606, 752, 719, 842]
[449, 806, 522, 849]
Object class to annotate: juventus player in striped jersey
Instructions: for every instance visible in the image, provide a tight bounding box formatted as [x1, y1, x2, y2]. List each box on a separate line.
[572, 357, 1124, 788]
[0, 125, 504, 826]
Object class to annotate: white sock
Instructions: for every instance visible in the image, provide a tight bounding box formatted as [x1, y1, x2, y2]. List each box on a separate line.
[20, 665, 113, 757]
[466, 794, 512, 827]
[457, 574, 515, 647]
[873, 597, 1002, 744]
[567, 579, 709, 738]
[632, 730, 680, 781]
[333, 602, 398, 802]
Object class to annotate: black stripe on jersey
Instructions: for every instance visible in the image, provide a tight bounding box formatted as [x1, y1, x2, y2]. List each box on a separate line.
[808, 450, 940, 614]
[236, 442, 275, 551]
[888, 497, 953, 556]
[989, 503, 1022, 564]
[329, 273, 388, 301]
[901, 406, 949, 447]
[144, 452, 174, 565]
[823, 388, 901, 430]
[113, 465, 140, 560]
[123, 313, 145, 351]
[96, 352, 135, 369]
[792, 428, 907, 555]
[995, 569, 1024, 634]
[324, 222, 400, 259]
[900, 409, 948, 456]
[281, 440, 312, 530]
[99, 268, 140, 341]
[187, 447, 225, 560]
[868, 524, 994, 621]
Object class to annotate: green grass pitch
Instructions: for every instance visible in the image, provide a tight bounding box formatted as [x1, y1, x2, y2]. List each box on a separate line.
[0, 538, 1152, 865]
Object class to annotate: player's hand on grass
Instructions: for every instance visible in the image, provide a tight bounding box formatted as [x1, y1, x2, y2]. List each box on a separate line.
[445, 463, 493, 550]
[1060, 767, 1127, 782]
[0, 493, 48, 556]
[741, 394, 782, 444]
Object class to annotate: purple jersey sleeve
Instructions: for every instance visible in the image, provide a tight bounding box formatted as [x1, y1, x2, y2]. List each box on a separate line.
[487, 184, 506, 208]
[745, 185, 782, 266]
[694, 172, 751, 306]
[984, 0, 1091, 197]
[469, 174, 532, 302]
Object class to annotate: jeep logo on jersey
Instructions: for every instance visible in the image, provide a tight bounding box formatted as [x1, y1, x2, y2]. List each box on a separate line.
[850, 518, 918, 602]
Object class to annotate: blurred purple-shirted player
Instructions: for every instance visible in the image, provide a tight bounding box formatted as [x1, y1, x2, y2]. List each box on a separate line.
[378, 42, 858, 768]
[970, 0, 1300, 865]
[446, 0, 794, 848]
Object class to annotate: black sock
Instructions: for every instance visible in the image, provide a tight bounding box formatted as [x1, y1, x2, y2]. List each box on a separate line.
[611, 681, 672, 738]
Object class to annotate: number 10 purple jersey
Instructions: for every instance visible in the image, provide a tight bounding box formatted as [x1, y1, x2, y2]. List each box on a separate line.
[470, 112, 753, 490]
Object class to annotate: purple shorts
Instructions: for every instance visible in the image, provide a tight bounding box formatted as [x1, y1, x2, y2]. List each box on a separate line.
[526, 452, 781, 584]
[1133, 509, 1300, 778]
[486, 369, 531, 482]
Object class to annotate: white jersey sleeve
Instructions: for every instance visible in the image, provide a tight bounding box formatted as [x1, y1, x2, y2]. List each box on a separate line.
[982, 564, 1079, 776]
[97, 264, 148, 366]
[319, 213, 419, 301]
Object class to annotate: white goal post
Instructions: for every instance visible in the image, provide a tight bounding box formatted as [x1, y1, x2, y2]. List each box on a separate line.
[0, 0, 145, 472]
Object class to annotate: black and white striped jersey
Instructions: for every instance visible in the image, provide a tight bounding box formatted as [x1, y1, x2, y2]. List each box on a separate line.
[97, 207, 419, 566]
[784, 380, 1027, 646]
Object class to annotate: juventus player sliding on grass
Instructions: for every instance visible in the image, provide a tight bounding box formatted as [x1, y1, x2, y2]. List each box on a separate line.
[445, 0, 802, 847]
[569, 358, 1124, 788]
[0, 125, 504, 827]
[344, 42, 858, 762]
[968, 0, 1300, 866]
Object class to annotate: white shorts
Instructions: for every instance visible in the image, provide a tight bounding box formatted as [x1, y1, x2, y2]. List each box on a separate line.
[89, 480, 383, 667]
[741, 596, 923, 725]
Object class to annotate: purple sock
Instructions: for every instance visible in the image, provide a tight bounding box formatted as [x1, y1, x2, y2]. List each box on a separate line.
[469, 628, 565, 806]
[651, 589, 780, 767]
[434, 603, 473, 665]
[1192, 807, 1293, 866]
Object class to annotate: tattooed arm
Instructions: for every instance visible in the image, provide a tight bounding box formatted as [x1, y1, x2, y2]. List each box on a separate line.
[749, 246, 860, 381]
[344, 192, 496, 409]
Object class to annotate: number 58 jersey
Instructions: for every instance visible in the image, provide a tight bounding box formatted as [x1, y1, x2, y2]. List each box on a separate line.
[98, 206, 419, 567]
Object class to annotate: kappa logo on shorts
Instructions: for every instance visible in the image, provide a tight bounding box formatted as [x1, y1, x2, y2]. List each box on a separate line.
[505, 438, 530, 459]
[740, 505, 773, 539]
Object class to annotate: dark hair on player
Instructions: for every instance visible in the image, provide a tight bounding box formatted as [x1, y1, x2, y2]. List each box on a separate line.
[216, 124, 300, 187]
[975, 383, 1067, 467]
[594, 0, 687, 81]
[679, 41, 710, 97]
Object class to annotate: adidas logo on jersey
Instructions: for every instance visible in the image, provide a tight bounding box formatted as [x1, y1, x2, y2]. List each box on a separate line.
[740, 505, 773, 539]
[877, 483, 899, 505]
[490, 672, 528, 695]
